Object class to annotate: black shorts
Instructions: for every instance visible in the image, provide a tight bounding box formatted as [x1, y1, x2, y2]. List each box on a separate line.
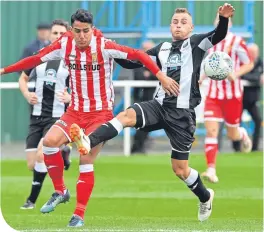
[25, 116, 59, 151]
[130, 100, 196, 160]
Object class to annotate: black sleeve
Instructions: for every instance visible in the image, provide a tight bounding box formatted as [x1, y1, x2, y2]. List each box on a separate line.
[28, 68, 37, 82]
[241, 59, 263, 82]
[24, 68, 33, 76]
[114, 43, 162, 70]
[191, 16, 229, 51]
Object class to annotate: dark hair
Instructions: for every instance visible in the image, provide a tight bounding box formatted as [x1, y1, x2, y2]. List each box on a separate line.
[37, 22, 51, 30]
[51, 19, 70, 30]
[71, 9, 93, 25]
[174, 8, 192, 16]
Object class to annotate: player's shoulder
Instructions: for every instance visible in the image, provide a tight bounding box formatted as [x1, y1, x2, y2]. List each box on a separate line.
[159, 42, 171, 51]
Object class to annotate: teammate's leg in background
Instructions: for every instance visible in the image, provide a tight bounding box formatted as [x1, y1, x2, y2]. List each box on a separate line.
[202, 120, 220, 183]
[40, 126, 70, 213]
[20, 149, 38, 209]
[61, 143, 72, 170]
[171, 158, 214, 222]
[21, 139, 47, 209]
[226, 125, 252, 153]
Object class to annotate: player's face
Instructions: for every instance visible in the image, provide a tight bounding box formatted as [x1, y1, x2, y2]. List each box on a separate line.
[170, 13, 194, 41]
[71, 21, 93, 49]
[50, 25, 67, 43]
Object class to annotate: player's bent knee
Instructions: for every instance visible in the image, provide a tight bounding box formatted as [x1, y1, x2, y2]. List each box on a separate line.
[43, 135, 59, 148]
[117, 109, 136, 127]
[206, 128, 218, 138]
[27, 161, 35, 171]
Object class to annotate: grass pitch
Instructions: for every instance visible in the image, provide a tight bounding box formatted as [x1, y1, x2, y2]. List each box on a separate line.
[1, 152, 263, 231]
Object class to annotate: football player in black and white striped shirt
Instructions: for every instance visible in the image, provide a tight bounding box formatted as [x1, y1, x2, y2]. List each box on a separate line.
[70, 4, 235, 222]
[19, 19, 72, 209]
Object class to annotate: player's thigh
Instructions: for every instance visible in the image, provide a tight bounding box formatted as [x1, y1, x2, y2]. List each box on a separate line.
[128, 100, 163, 131]
[204, 98, 224, 124]
[165, 109, 195, 161]
[44, 109, 78, 147]
[223, 97, 242, 127]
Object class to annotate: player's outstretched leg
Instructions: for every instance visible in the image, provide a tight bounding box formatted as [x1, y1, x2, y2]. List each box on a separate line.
[171, 158, 214, 222]
[70, 110, 135, 155]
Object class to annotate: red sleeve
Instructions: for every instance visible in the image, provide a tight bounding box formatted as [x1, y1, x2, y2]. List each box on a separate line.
[104, 41, 160, 75]
[237, 39, 252, 65]
[4, 56, 42, 74]
[4, 39, 62, 74]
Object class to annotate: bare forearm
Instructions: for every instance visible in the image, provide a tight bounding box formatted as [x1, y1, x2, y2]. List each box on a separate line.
[235, 63, 254, 78]
[18, 73, 30, 98]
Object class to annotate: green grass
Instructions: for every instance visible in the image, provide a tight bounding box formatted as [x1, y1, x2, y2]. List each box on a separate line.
[1, 152, 263, 231]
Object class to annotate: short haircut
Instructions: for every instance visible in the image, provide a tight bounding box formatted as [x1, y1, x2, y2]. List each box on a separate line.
[51, 19, 70, 30]
[174, 8, 192, 16]
[71, 9, 93, 25]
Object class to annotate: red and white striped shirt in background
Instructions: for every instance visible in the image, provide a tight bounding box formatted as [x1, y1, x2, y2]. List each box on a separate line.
[5, 29, 159, 112]
[206, 32, 251, 100]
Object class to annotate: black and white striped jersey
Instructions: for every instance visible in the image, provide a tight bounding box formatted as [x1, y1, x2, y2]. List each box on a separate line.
[148, 34, 214, 109]
[26, 60, 69, 117]
[115, 16, 228, 109]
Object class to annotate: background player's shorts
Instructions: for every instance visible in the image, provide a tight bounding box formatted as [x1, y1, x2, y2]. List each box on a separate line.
[54, 108, 114, 141]
[129, 100, 196, 160]
[26, 116, 59, 151]
[204, 97, 242, 127]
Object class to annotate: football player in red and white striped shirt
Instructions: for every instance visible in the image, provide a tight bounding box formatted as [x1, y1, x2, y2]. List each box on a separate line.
[0, 9, 179, 227]
[200, 15, 254, 183]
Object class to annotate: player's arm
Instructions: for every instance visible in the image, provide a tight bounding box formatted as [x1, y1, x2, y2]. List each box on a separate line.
[105, 41, 179, 96]
[193, 4, 233, 51]
[231, 40, 254, 80]
[0, 39, 62, 75]
[18, 70, 38, 105]
[114, 44, 160, 69]
[241, 59, 263, 82]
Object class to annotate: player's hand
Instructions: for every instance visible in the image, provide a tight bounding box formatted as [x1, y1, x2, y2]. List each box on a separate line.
[227, 72, 236, 81]
[0, 68, 5, 75]
[198, 74, 207, 85]
[218, 3, 235, 18]
[26, 92, 38, 105]
[57, 88, 71, 103]
[160, 76, 180, 96]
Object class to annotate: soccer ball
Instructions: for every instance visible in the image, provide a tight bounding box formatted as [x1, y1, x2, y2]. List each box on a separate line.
[203, 51, 233, 80]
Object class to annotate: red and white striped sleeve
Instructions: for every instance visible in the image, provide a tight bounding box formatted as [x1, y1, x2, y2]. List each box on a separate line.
[4, 38, 63, 74]
[236, 39, 251, 65]
[37, 38, 62, 62]
[104, 40, 160, 75]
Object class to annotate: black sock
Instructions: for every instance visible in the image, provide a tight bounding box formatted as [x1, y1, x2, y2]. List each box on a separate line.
[28, 169, 47, 204]
[89, 118, 123, 148]
[184, 168, 210, 203]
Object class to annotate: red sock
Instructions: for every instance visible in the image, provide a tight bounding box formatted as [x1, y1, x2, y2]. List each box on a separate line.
[43, 146, 66, 194]
[205, 137, 218, 168]
[74, 164, 94, 219]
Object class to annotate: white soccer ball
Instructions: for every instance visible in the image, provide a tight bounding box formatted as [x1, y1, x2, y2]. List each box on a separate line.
[203, 51, 233, 80]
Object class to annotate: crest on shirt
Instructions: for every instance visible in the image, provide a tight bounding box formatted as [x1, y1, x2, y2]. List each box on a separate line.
[92, 52, 97, 63]
[45, 69, 57, 85]
[166, 54, 182, 70]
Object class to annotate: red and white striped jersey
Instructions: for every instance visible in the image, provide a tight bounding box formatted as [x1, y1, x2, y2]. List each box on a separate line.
[206, 32, 251, 99]
[35, 29, 159, 112]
